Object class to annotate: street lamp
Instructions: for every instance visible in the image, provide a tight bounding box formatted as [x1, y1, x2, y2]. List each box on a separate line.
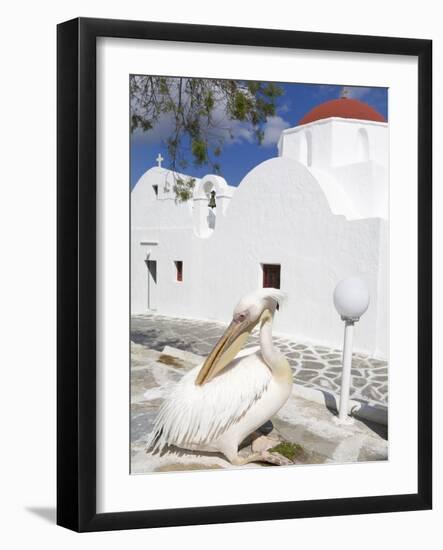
[333, 277, 370, 424]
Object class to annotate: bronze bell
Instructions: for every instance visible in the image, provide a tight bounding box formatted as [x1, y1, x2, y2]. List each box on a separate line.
[208, 190, 216, 209]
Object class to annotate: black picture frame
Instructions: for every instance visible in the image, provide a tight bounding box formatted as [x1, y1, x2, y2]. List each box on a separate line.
[57, 17, 432, 532]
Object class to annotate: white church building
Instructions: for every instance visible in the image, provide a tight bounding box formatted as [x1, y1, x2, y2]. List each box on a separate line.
[131, 96, 388, 358]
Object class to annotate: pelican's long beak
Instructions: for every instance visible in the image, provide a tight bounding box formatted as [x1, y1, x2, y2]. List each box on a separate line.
[195, 317, 254, 385]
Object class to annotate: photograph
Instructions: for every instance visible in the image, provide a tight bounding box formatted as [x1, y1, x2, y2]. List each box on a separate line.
[0, 0, 435, 543]
[130, 76, 389, 474]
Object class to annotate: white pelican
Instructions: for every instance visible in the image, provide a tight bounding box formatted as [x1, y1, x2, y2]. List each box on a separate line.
[146, 289, 293, 465]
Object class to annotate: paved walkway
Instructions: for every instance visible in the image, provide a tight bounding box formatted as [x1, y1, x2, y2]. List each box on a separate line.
[131, 314, 388, 408]
[131, 343, 387, 474]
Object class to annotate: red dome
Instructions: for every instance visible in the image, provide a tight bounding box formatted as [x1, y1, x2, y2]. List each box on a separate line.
[298, 98, 385, 125]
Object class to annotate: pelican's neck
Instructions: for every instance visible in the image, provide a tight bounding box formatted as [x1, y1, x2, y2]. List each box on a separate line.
[259, 309, 279, 370]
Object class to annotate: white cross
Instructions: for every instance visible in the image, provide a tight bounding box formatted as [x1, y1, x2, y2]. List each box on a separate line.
[156, 153, 164, 168]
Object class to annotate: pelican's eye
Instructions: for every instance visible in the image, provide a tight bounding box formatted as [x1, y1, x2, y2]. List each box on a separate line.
[235, 312, 248, 323]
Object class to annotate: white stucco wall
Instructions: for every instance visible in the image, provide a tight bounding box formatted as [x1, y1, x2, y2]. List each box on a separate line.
[278, 118, 388, 169]
[131, 155, 388, 358]
[278, 118, 388, 220]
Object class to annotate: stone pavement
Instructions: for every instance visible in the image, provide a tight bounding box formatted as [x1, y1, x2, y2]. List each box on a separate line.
[131, 313, 388, 409]
[131, 342, 388, 474]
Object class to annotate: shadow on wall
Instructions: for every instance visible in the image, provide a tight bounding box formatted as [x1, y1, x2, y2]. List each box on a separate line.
[207, 208, 216, 229]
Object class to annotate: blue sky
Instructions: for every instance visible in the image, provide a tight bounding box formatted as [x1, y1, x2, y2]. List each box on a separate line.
[130, 81, 387, 189]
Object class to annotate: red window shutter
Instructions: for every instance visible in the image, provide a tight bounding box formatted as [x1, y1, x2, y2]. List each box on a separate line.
[262, 264, 280, 289]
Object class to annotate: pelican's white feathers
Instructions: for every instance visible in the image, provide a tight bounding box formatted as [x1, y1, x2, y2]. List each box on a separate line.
[145, 288, 293, 463]
[146, 348, 272, 453]
[235, 288, 287, 312]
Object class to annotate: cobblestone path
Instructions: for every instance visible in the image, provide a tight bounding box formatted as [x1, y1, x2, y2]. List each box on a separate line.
[131, 314, 388, 408]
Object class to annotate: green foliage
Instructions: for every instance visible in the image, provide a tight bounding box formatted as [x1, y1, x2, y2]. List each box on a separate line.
[191, 139, 207, 165]
[232, 90, 252, 120]
[173, 177, 196, 203]
[130, 76, 284, 199]
[269, 441, 303, 461]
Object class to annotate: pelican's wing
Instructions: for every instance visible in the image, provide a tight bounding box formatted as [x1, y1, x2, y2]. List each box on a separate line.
[147, 349, 271, 453]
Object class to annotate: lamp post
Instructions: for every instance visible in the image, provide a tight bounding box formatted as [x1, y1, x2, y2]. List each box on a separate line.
[333, 277, 370, 424]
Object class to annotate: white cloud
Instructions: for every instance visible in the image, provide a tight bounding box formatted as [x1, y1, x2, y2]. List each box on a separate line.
[226, 120, 254, 144]
[279, 103, 291, 114]
[345, 86, 372, 100]
[345, 86, 386, 103]
[206, 98, 255, 145]
[261, 116, 290, 146]
[131, 112, 175, 145]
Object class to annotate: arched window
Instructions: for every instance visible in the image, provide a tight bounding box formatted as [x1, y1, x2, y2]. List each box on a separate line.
[193, 175, 230, 238]
[298, 131, 312, 167]
[203, 180, 213, 198]
[357, 127, 370, 162]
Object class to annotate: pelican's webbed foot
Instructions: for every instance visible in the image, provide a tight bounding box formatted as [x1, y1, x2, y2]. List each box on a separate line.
[231, 450, 293, 467]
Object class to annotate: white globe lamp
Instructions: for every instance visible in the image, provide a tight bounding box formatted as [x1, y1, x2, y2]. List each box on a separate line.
[333, 277, 370, 424]
[333, 277, 370, 322]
